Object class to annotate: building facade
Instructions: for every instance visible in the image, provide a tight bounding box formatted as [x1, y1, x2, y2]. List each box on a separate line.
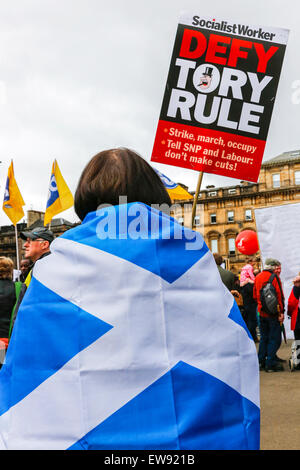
[173, 150, 300, 274]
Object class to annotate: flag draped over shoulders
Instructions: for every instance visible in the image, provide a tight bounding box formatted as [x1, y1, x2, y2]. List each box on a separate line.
[0, 203, 260, 450]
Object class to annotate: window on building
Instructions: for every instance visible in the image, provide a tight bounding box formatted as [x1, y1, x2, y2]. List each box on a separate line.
[228, 188, 236, 195]
[211, 239, 218, 253]
[194, 215, 200, 226]
[245, 209, 252, 221]
[210, 213, 217, 224]
[295, 170, 300, 185]
[227, 211, 234, 222]
[228, 238, 236, 255]
[208, 191, 217, 197]
[272, 173, 280, 188]
[177, 217, 184, 226]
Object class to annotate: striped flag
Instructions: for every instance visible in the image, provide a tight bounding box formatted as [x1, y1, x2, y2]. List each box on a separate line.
[44, 160, 73, 226]
[0, 203, 260, 450]
[154, 168, 193, 201]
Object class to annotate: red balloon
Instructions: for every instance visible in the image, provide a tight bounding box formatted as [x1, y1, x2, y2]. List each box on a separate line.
[235, 230, 259, 255]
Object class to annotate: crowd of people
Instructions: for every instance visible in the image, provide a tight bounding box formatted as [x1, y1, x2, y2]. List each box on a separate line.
[0, 148, 263, 450]
[1, 236, 299, 373]
[0, 148, 299, 377]
[0, 146, 299, 451]
[214, 253, 300, 372]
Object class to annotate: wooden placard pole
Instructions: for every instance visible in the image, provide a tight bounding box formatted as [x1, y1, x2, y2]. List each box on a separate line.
[190, 171, 204, 229]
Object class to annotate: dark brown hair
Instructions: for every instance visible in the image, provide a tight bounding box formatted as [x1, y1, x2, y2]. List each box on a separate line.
[213, 253, 223, 266]
[74, 148, 171, 221]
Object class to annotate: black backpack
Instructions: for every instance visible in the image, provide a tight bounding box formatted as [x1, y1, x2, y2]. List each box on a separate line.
[259, 272, 283, 316]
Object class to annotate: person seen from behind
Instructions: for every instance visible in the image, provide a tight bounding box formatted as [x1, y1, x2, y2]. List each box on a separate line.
[213, 253, 243, 308]
[253, 258, 285, 372]
[0, 148, 261, 450]
[213, 253, 235, 292]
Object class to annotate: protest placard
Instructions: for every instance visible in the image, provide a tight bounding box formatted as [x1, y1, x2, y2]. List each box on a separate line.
[151, 13, 289, 182]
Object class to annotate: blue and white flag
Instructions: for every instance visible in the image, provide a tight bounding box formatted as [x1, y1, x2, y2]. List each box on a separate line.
[0, 203, 260, 450]
[154, 168, 193, 201]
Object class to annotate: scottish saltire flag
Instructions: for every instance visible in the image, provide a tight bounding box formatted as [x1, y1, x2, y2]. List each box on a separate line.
[154, 168, 193, 201]
[0, 204, 260, 450]
[2, 160, 25, 226]
[44, 159, 73, 226]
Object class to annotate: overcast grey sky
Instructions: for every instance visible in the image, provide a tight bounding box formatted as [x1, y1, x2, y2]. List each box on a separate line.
[0, 0, 299, 225]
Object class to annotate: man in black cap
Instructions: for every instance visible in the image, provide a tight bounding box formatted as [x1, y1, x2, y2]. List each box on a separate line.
[8, 227, 55, 337]
[20, 227, 54, 286]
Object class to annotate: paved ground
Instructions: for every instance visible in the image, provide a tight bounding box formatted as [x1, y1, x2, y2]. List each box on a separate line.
[260, 339, 300, 450]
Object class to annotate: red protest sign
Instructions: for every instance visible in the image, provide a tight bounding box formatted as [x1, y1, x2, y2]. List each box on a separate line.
[151, 13, 289, 182]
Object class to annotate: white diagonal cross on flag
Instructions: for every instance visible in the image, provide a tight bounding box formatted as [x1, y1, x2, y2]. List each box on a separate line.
[0, 237, 259, 450]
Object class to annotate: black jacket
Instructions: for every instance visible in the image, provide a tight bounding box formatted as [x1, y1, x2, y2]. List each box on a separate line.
[241, 282, 257, 306]
[0, 280, 16, 337]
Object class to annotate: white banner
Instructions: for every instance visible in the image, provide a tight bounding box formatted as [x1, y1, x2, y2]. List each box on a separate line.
[255, 202, 300, 339]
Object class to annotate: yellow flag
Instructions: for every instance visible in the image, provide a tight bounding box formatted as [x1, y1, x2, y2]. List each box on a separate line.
[44, 159, 74, 226]
[2, 160, 25, 226]
[154, 168, 193, 201]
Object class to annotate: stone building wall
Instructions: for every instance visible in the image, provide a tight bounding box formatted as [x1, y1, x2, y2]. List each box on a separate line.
[173, 150, 300, 274]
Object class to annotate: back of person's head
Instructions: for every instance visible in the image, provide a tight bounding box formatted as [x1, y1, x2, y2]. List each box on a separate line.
[213, 253, 223, 266]
[264, 258, 281, 271]
[74, 148, 171, 221]
[0, 257, 14, 280]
